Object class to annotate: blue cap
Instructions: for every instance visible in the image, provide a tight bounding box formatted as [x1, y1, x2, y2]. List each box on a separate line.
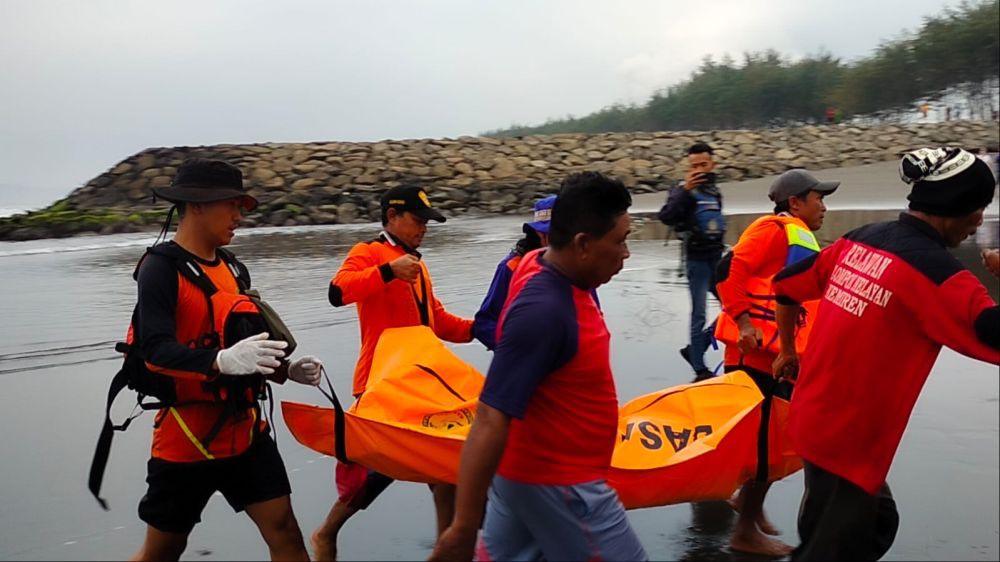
[524, 195, 556, 234]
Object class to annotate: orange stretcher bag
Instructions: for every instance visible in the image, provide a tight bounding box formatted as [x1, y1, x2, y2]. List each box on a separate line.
[607, 372, 800, 508]
[282, 326, 482, 484]
[282, 327, 800, 506]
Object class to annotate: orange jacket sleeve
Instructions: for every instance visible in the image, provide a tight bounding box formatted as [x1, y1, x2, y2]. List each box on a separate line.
[426, 268, 474, 343]
[431, 297, 474, 343]
[717, 219, 787, 320]
[329, 242, 394, 307]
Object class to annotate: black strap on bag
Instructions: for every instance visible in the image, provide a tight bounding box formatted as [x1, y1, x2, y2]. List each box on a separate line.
[316, 367, 350, 464]
[88, 367, 134, 510]
[754, 379, 776, 484]
[734, 355, 778, 485]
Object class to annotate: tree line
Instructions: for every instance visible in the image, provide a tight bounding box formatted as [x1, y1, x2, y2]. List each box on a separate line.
[486, 0, 999, 136]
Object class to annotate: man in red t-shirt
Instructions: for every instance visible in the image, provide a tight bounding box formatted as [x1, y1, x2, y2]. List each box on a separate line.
[772, 148, 1000, 561]
[429, 172, 646, 561]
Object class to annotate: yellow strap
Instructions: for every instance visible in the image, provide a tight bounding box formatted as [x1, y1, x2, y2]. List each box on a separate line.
[168, 407, 216, 460]
[785, 223, 820, 251]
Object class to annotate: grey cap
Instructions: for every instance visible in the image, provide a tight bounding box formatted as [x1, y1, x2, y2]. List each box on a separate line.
[768, 169, 840, 203]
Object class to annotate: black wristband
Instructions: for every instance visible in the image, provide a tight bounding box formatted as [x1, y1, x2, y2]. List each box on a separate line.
[379, 263, 395, 283]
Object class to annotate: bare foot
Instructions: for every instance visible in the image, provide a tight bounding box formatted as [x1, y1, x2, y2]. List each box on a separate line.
[730, 527, 793, 557]
[727, 490, 742, 513]
[311, 529, 337, 562]
[756, 515, 781, 536]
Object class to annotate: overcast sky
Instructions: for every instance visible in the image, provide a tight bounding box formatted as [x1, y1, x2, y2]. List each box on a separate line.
[0, 0, 961, 208]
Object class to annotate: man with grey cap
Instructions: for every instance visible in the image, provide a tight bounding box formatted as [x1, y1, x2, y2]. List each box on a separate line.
[771, 147, 999, 560]
[713, 168, 838, 556]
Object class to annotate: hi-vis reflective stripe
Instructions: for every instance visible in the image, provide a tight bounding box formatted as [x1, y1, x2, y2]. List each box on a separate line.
[785, 223, 820, 252]
[168, 407, 216, 460]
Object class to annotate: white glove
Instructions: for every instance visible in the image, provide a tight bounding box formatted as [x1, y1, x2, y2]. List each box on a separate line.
[216, 332, 287, 375]
[288, 355, 323, 386]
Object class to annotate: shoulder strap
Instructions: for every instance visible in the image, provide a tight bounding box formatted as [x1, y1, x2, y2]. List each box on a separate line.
[145, 243, 219, 297]
[216, 248, 250, 292]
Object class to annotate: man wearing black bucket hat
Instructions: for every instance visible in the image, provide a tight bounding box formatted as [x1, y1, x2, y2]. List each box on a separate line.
[126, 158, 321, 561]
[771, 147, 1000, 560]
[314, 183, 474, 561]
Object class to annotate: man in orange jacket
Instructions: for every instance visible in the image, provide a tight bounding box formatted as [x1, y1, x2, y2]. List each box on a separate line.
[714, 169, 839, 556]
[312, 184, 474, 561]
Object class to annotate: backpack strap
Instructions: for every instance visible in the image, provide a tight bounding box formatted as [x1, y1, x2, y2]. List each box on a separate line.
[88, 367, 135, 510]
[217, 247, 251, 293]
[145, 242, 226, 298]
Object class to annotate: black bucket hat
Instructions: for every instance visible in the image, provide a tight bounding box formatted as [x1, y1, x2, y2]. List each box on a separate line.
[152, 158, 258, 211]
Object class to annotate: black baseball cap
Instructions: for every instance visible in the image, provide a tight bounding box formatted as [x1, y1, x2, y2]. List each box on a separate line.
[380, 185, 446, 222]
[768, 169, 840, 203]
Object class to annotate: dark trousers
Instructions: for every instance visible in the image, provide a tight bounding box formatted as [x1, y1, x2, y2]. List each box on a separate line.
[792, 460, 899, 561]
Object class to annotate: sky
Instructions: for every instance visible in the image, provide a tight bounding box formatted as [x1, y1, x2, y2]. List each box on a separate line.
[0, 0, 963, 209]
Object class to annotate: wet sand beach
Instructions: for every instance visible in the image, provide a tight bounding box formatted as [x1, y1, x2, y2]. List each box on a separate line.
[0, 162, 997, 560]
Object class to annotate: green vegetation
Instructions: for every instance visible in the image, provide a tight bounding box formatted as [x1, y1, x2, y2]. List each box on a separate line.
[0, 202, 165, 240]
[487, 0, 999, 136]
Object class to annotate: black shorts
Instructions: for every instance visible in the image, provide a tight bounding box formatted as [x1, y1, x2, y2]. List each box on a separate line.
[138, 433, 292, 534]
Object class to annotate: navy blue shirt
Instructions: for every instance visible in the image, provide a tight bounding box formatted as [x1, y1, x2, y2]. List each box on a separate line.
[480, 262, 578, 419]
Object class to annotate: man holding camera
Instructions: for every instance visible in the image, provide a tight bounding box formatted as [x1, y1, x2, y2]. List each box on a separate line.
[658, 143, 726, 380]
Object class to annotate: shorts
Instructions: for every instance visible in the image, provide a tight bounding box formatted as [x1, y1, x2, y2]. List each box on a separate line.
[138, 433, 292, 534]
[479, 475, 647, 562]
[335, 461, 394, 510]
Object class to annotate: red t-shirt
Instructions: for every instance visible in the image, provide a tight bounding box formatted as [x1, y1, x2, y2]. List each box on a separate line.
[773, 214, 1000, 494]
[480, 250, 619, 485]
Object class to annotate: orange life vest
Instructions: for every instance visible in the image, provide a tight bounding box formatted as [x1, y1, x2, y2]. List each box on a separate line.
[715, 214, 822, 359]
[89, 243, 290, 508]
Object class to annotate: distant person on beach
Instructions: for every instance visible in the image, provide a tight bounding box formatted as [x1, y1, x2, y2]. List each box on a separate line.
[430, 172, 646, 562]
[473, 195, 555, 350]
[713, 169, 839, 556]
[126, 159, 322, 561]
[658, 143, 725, 381]
[313, 184, 474, 561]
[772, 147, 1000, 560]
